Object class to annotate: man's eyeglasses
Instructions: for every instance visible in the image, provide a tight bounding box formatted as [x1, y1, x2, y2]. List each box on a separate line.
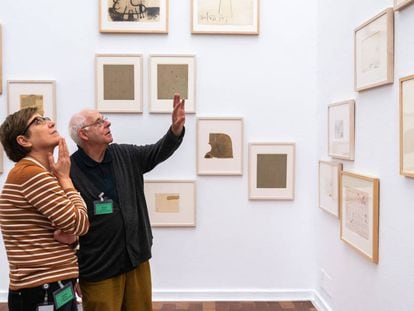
[81, 116, 108, 129]
[22, 116, 52, 136]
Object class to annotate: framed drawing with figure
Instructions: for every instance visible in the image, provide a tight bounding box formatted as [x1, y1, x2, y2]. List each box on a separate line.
[7, 80, 56, 120]
[340, 171, 379, 263]
[400, 74, 414, 177]
[394, 0, 414, 10]
[96, 54, 143, 113]
[192, 0, 259, 35]
[328, 100, 355, 161]
[99, 0, 169, 33]
[318, 161, 342, 217]
[197, 117, 243, 175]
[248, 143, 295, 200]
[144, 180, 196, 227]
[354, 8, 394, 91]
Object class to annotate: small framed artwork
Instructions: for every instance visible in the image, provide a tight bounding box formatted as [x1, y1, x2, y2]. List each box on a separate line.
[318, 161, 343, 217]
[394, 0, 414, 11]
[99, 0, 169, 33]
[400, 74, 414, 177]
[248, 143, 295, 200]
[340, 171, 379, 263]
[328, 100, 355, 161]
[149, 55, 196, 113]
[191, 0, 260, 35]
[0, 143, 3, 174]
[197, 117, 243, 175]
[144, 180, 196, 227]
[0, 24, 3, 95]
[7, 80, 56, 119]
[96, 54, 143, 113]
[354, 8, 394, 91]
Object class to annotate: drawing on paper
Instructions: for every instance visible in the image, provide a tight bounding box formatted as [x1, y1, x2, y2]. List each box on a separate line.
[256, 154, 287, 188]
[335, 120, 344, 139]
[344, 187, 369, 240]
[361, 31, 381, 73]
[197, 0, 254, 25]
[107, 0, 160, 22]
[157, 64, 188, 100]
[155, 193, 180, 213]
[204, 133, 233, 159]
[20, 95, 45, 115]
[103, 64, 135, 100]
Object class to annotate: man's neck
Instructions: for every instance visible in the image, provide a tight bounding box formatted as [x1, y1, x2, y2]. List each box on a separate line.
[82, 144, 108, 163]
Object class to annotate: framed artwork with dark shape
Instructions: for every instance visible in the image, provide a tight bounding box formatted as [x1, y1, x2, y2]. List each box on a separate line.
[191, 0, 260, 35]
[318, 160, 342, 217]
[354, 8, 394, 91]
[328, 100, 355, 161]
[197, 117, 243, 175]
[248, 143, 295, 200]
[144, 180, 196, 227]
[340, 171, 379, 264]
[394, 0, 414, 11]
[96, 54, 143, 113]
[400, 74, 414, 177]
[7, 80, 56, 120]
[99, 0, 168, 33]
[149, 55, 196, 113]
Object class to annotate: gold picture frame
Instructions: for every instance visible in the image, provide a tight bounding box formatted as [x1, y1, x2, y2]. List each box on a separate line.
[399, 74, 414, 177]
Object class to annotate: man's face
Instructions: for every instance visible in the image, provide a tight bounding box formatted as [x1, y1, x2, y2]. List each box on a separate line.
[81, 111, 113, 147]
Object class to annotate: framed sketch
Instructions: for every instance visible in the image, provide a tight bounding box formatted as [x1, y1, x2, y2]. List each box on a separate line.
[248, 143, 295, 200]
[7, 81, 56, 120]
[394, 0, 414, 11]
[197, 117, 243, 175]
[149, 55, 196, 113]
[318, 161, 342, 217]
[340, 171, 379, 263]
[328, 100, 355, 161]
[0, 25, 3, 95]
[144, 180, 196, 227]
[96, 54, 143, 113]
[354, 8, 394, 91]
[400, 75, 414, 177]
[191, 0, 259, 35]
[99, 0, 168, 33]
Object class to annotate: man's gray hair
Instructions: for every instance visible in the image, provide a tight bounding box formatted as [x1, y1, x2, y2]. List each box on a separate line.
[68, 110, 89, 147]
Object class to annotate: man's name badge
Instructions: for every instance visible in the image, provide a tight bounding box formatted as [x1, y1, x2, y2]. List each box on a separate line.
[52, 282, 75, 309]
[36, 304, 53, 311]
[93, 199, 113, 215]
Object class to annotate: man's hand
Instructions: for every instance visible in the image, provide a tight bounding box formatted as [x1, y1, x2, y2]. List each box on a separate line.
[171, 93, 185, 137]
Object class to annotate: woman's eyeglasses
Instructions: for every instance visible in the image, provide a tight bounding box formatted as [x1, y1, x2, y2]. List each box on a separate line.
[22, 116, 52, 136]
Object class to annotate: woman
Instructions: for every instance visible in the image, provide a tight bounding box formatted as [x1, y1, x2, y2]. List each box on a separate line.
[0, 107, 89, 311]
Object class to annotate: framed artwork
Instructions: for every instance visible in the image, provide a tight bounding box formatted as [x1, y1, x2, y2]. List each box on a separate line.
[0, 143, 3, 174]
[354, 8, 394, 91]
[197, 117, 243, 175]
[328, 100, 355, 161]
[96, 54, 143, 113]
[149, 55, 196, 113]
[7, 81, 56, 119]
[144, 180, 196, 227]
[0, 24, 2, 95]
[400, 75, 414, 177]
[99, 0, 168, 33]
[340, 171, 379, 264]
[191, 0, 260, 35]
[394, 0, 414, 11]
[248, 143, 295, 200]
[318, 161, 343, 217]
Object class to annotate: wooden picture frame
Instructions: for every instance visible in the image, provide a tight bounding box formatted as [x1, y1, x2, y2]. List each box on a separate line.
[328, 100, 355, 161]
[318, 161, 343, 217]
[191, 0, 260, 35]
[394, 0, 414, 11]
[400, 74, 414, 177]
[96, 54, 143, 113]
[149, 54, 196, 114]
[340, 171, 379, 264]
[197, 117, 243, 175]
[0, 24, 3, 95]
[7, 80, 56, 120]
[248, 143, 295, 200]
[354, 8, 394, 91]
[99, 0, 169, 33]
[144, 180, 196, 227]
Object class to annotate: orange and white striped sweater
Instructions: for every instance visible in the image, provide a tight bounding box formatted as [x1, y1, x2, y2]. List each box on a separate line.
[0, 157, 89, 290]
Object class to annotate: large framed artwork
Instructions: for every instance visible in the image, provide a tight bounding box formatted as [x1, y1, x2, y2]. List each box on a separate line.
[340, 171, 379, 264]
[394, 0, 414, 11]
[354, 8, 394, 91]
[96, 54, 143, 113]
[0, 24, 2, 95]
[328, 100, 355, 161]
[248, 143, 295, 200]
[149, 55, 196, 113]
[197, 117, 243, 175]
[7, 80, 56, 119]
[191, 0, 259, 35]
[144, 180, 196, 227]
[99, 0, 169, 33]
[400, 74, 414, 177]
[318, 161, 342, 217]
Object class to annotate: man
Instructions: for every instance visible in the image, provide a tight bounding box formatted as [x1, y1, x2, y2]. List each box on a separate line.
[68, 94, 185, 311]
[0, 107, 89, 311]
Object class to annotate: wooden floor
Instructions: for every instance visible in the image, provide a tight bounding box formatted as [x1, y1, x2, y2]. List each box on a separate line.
[1, 301, 317, 311]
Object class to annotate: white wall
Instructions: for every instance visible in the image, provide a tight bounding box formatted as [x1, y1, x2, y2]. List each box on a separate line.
[316, 0, 414, 310]
[0, 0, 319, 303]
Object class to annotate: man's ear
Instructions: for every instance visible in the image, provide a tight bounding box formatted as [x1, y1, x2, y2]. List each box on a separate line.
[16, 135, 32, 149]
[78, 129, 89, 142]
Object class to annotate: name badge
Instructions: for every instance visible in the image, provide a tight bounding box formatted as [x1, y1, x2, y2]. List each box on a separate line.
[53, 282, 75, 309]
[37, 304, 54, 311]
[93, 199, 113, 215]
